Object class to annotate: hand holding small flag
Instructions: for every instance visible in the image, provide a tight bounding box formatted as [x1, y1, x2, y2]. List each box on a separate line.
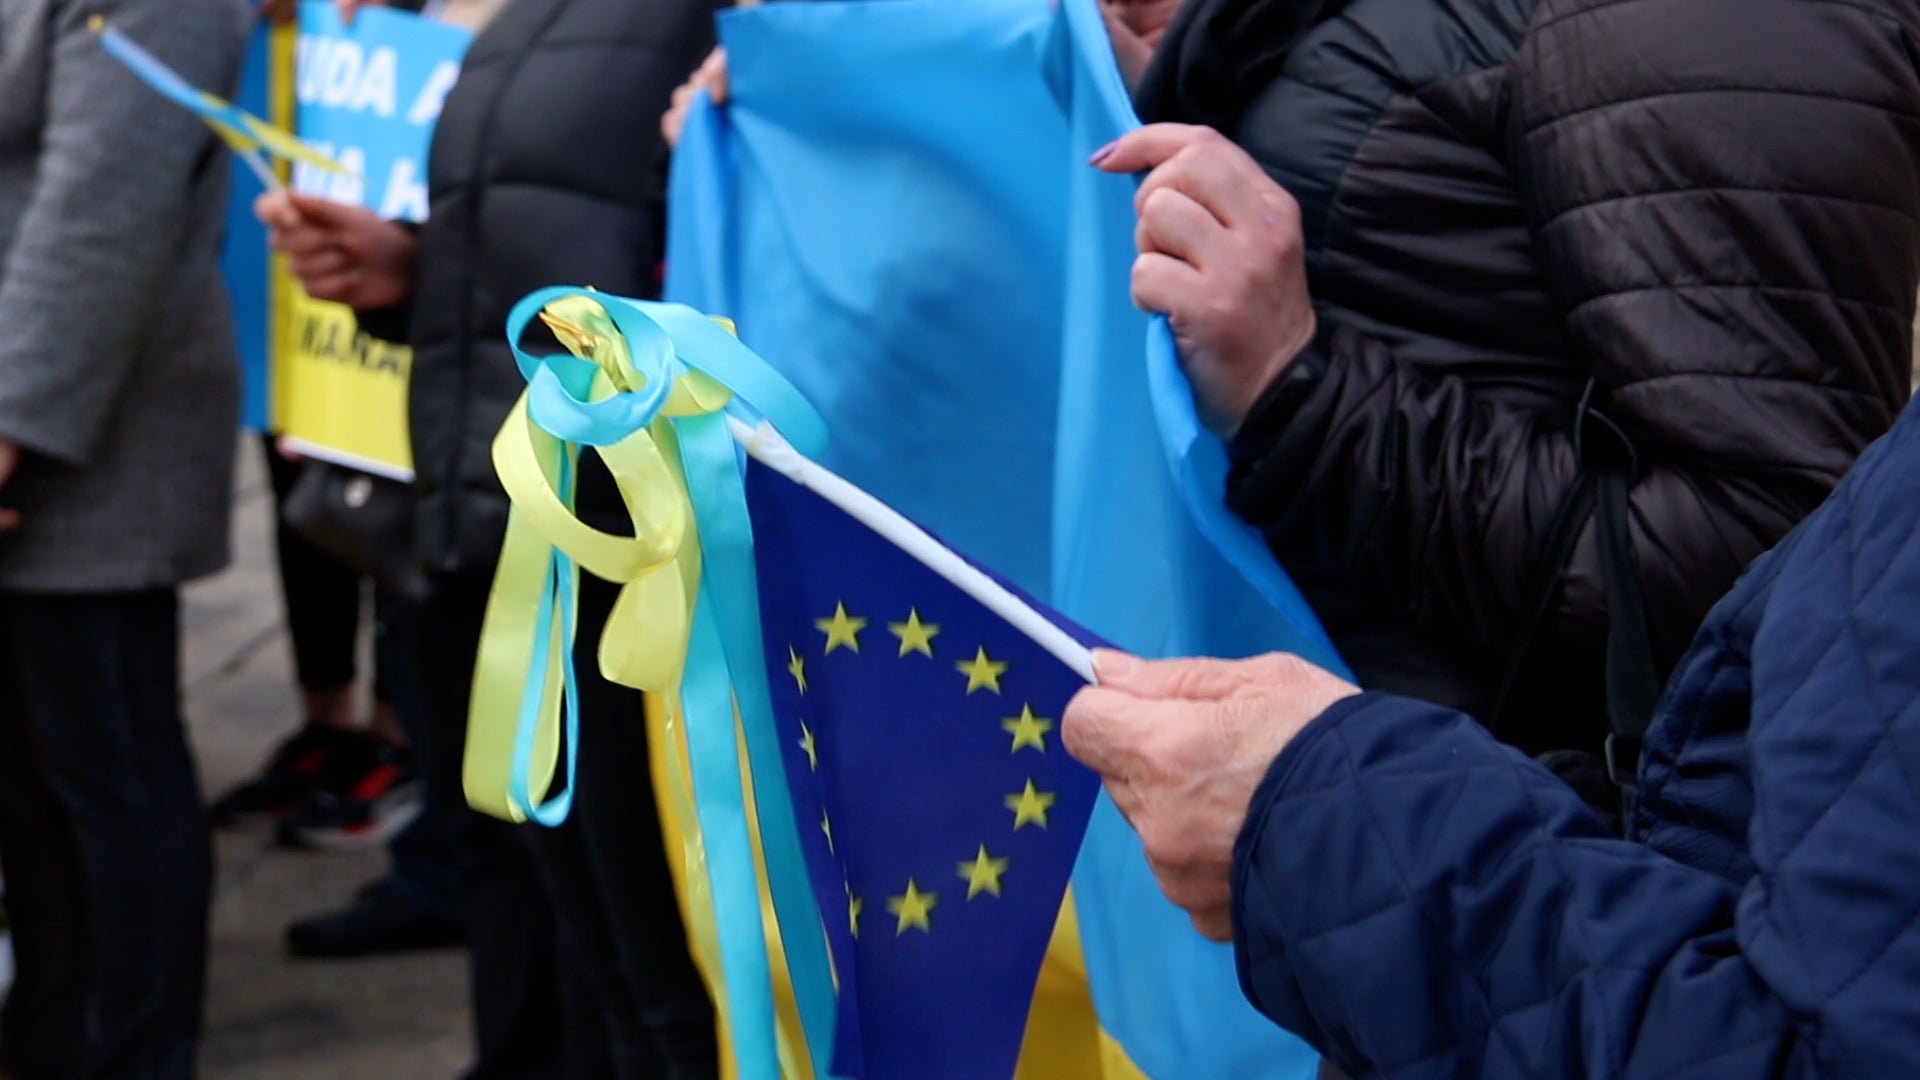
[1063, 650, 1359, 941]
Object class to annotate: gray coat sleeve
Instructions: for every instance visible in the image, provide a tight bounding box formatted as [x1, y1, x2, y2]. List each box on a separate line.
[0, 0, 246, 465]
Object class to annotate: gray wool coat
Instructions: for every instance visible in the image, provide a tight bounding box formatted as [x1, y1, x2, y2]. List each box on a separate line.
[0, 0, 249, 593]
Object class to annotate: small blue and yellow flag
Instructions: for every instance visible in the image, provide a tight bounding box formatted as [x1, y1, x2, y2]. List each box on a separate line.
[93, 18, 352, 184]
[746, 446, 1104, 1079]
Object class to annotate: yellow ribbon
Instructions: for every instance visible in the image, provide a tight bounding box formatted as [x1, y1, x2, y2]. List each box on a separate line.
[465, 295, 732, 821]
[466, 289, 835, 1080]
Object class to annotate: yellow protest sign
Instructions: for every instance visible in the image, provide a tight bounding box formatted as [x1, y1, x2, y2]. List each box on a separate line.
[266, 5, 471, 476]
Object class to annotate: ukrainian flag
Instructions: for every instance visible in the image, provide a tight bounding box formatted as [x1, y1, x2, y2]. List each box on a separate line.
[662, 0, 1342, 1075]
[94, 17, 351, 183]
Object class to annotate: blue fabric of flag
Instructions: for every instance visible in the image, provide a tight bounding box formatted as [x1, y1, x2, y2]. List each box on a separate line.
[665, 0, 1342, 1074]
[669, 0, 1068, 598]
[1041, 4, 1344, 1077]
[220, 26, 274, 431]
[748, 456, 1102, 1080]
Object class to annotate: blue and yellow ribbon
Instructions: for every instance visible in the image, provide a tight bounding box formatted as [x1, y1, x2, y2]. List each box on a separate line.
[466, 288, 840, 1080]
[94, 18, 354, 179]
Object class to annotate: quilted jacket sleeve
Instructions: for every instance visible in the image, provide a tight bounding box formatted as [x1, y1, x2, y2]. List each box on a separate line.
[1233, 694, 1802, 1078]
[1227, 0, 1920, 680]
[1237, 401, 1920, 1078]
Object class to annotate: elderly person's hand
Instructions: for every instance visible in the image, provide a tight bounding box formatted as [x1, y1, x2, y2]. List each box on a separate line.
[662, 46, 729, 149]
[1064, 649, 1358, 940]
[255, 190, 416, 310]
[1093, 123, 1317, 437]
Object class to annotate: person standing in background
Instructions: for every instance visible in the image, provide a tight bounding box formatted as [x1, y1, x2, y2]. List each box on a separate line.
[210, 467, 426, 858]
[260, 0, 725, 1076]
[238, 0, 469, 965]
[0, 0, 249, 1076]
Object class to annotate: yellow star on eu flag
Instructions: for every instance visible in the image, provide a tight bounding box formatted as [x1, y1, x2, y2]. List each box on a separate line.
[887, 879, 938, 935]
[1005, 779, 1056, 830]
[1002, 704, 1053, 753]
[787, 646, 808, 694]
[957, 647, 1009, 695]
[816, 602, 868, 654]
[958, 844, 1010, 899]
[847, 884, 864, 939]
[888, 608, 940, 658]
[798, 721, 818, 771]
[821, 810, 835, 853]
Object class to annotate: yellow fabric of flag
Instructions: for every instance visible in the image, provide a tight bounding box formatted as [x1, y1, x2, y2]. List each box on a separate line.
[643, 693, 1152, 1079]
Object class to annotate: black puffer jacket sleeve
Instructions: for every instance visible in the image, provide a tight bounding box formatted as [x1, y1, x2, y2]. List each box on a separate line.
[1228, 0, 1920, 680]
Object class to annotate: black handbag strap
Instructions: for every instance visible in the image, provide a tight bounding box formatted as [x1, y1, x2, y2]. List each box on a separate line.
[1489, 470, 1594, 730]
[1491, 378, 1663, 819]
[1591, 425, 1661, 798]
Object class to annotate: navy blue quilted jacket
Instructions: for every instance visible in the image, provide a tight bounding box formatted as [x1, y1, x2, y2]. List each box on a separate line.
[1233, 397, 1920, 1077]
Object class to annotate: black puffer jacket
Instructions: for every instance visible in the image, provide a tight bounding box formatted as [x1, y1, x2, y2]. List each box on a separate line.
[1139, 0, 1920, 760]
[402, 0, 721, 573]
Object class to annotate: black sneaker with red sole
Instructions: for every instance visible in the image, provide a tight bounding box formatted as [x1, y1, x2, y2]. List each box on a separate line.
[275, 735, 424, 853]
[208, 723, 356, 826]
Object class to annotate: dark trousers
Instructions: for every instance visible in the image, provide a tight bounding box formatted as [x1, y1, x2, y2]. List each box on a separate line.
[265, 439, 458, 915]
[413, 573, 715, 1080]
[0, 590, 210, 1080]
[411, 574, 614, 1080]
[371, 598, 459, 917]
[527, 574, 717, 1080]
[261, 436, 390, 700]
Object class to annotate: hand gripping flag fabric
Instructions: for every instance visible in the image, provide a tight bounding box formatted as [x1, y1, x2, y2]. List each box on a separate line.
[666, 0, 1342, 1076]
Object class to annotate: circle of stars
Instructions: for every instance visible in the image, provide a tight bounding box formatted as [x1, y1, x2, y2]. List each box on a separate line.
[790, 600, 1059, 938]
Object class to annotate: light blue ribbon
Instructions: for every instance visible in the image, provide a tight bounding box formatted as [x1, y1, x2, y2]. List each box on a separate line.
[500, 286, 842, 1080]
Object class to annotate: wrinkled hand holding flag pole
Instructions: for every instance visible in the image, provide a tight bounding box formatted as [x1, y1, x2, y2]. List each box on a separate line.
[655, 0, 1346, 1074]
[91, 16, 355, 191]
[463, 288, 1107, 1079]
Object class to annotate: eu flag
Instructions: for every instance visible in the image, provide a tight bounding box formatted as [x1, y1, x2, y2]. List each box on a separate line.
[746, 445, 1103, 1080]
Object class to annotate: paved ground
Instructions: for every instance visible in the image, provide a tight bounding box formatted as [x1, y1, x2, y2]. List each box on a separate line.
[47, 444, 473, 1078]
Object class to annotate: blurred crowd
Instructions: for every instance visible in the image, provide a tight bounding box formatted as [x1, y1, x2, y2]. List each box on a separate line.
[2, 0, 1919, 1077]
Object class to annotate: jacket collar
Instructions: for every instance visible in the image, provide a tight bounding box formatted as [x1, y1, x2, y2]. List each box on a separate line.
[1134, 0, 1348, 128]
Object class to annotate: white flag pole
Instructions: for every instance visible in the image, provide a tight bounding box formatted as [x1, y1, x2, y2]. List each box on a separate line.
[729, 417, 1098, 684]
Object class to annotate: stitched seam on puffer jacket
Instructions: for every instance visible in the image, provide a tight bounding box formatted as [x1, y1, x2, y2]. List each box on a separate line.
[1745, 505, 1866, 968]
[1268, 69, 1398, 117]
[1563, 283, 1917, 321]
[1288, 844, 1722, 1072]
[1269, 70, 1407, 260]
[1521, 86, 1920, 139]
[1637, 660, 1750, 877]
[1632, 533, 1785, 850]
[1600, 372, 1892, 407]
[1528, 0, 1903, 41]
[1348, 720, 1564, 1072]
[1792, 518, 1920, 1013]
[1381, 973, 1786, 1077]
[1328, 8, 1411, 89]
[1534, 186, 1920, 236]
[1521, 751, 1626, 1076]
